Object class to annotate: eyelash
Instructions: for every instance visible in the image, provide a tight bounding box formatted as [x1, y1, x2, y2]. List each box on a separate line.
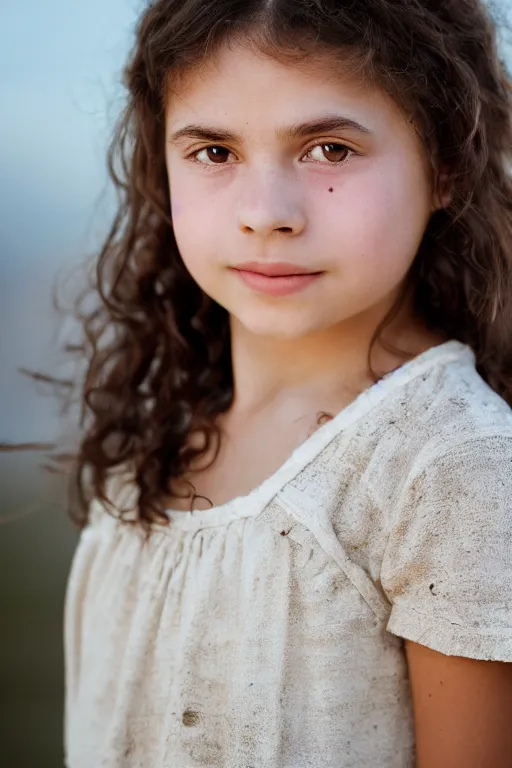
[187, 142, 357, 169]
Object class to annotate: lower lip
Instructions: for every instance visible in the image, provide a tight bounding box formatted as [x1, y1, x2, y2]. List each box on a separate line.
[234, 269, 322, 297]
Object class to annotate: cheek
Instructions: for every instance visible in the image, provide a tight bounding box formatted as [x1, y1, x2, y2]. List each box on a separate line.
[168, 170, 226, 276]
[318, 158, 432, 279]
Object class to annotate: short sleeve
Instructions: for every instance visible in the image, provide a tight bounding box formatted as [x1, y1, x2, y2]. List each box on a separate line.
[381, 433, 512, 661]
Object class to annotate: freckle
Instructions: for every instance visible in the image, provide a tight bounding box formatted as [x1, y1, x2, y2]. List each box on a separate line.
[328, 187, 334, 193]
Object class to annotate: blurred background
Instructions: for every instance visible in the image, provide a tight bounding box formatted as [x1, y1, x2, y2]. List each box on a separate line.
[0, 2, 139, 765]
[0, 1, 511, 766]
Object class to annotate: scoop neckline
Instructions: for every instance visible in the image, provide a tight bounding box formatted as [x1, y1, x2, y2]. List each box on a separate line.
[165, 340, 474, 530]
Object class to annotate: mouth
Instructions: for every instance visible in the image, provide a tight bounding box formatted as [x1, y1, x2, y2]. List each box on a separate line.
[231, 262, 324, 297]
[233, 261, 321, 278]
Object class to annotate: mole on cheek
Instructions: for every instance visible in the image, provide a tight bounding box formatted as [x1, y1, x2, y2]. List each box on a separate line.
[328, 188, 334, 193]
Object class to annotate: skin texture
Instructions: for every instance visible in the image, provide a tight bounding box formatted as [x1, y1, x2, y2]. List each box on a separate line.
[406, 641, 512, 767]
[164, 42, 512, 764]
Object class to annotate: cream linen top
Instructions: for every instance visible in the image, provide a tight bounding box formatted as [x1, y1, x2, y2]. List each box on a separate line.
[64, 341, 512, 768]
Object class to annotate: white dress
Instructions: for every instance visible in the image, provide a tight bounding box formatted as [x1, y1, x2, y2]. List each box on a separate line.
[64, 341, 512, 768]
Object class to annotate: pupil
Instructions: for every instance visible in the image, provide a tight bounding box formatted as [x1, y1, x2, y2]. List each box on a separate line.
[207, 147, 228, 163]
[323, 143, 346, 162]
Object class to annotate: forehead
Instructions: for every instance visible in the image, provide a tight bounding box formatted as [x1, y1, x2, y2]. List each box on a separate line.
[164, 40, 402, 137]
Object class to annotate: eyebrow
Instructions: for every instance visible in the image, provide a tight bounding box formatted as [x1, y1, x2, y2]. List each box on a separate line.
[168, 115, 372, 145]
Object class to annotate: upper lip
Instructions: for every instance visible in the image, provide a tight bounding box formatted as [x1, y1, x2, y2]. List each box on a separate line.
[233, 261, 320, 277]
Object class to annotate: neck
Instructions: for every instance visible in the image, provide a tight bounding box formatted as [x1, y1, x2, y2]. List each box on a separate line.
[229, 296, 434, 417]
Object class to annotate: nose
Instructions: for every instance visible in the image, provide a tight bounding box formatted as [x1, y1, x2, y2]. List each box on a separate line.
[236, 167, 306, 237]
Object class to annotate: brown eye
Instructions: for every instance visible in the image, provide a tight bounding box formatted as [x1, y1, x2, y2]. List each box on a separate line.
[307, 143, 350, 164]
[320, 143, 349, 162]
[196, 146, 231, 164]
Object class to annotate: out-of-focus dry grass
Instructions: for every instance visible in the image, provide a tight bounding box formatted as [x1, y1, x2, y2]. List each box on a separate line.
[0, 454, 77, 768]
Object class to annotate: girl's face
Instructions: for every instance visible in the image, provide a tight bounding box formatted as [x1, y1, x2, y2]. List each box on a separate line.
[165, 42, 436, 340]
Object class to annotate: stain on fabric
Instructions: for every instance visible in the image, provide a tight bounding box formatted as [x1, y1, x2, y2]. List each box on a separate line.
[182, 709, 201, 726]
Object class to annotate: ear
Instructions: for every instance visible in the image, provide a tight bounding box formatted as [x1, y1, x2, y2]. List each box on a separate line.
[431, 169, 452, 212]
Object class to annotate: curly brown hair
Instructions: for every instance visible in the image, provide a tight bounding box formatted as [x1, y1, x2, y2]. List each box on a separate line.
[35, 0, 512, 526]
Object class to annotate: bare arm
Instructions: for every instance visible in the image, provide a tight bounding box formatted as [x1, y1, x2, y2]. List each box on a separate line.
[406, 640, 512, 768]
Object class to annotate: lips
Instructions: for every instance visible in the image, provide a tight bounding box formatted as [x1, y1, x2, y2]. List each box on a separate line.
[231, 262, 323, 297]
[233, 261, 319, 277]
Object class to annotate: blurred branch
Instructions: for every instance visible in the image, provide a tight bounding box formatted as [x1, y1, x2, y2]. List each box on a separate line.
[0, 442, 56, 452]
[18, 367, 74, 388]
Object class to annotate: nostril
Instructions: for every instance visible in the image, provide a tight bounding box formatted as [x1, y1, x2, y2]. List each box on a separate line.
[277, 227, 293, 233]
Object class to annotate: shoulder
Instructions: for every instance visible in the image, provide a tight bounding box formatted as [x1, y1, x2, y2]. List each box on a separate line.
[319, 341, 512, 537]
[287, 342, 512, 519]
[389, 341, 512, 482]
[348, 342, 512, 509]
[381, 347, 512, 606]
[405, 341, 512, 429]
[380, 350, 512, 662]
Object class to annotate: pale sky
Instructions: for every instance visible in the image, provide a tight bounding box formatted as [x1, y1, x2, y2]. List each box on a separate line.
[1, 0, 140, 441]
[1, 0, 511, 442]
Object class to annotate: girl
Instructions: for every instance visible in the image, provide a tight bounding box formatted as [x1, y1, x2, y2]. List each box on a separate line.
[63, 0, 512, 766]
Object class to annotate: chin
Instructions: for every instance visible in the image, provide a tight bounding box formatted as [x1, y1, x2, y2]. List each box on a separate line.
[234, 310, 327, 341]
